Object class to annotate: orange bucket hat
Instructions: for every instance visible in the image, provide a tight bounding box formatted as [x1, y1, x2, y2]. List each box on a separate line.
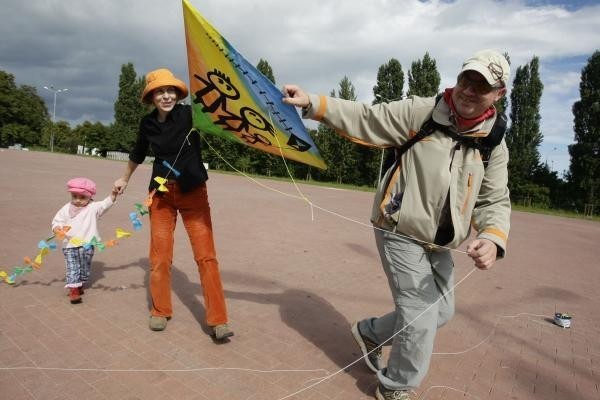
[141, 68, 189, 104]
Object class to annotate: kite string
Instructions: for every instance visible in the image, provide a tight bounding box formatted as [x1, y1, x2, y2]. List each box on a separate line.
[199, 134, 466, 255]
[418, 385, 482, 400]
[198, 134, 491, 399]
[0, 312, 552, 387]
[186, 14, 482, 395]
[432, 312, 548, 356]
[162, 128, 196, 180]
[273, 267, 478, 400]
[200, 136, 305, 202]
[266, 110, 315, 220]
[0, 365, 330, 375]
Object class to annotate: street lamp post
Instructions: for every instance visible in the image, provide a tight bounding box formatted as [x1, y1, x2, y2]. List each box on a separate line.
[374, 94, 403, 184]
[43, 85, 69, 152]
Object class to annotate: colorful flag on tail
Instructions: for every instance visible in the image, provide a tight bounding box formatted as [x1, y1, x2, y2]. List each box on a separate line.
[182, 0, 327, 170]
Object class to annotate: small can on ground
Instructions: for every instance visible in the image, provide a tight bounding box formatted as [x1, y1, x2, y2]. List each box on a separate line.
[554, 312, 572, 328]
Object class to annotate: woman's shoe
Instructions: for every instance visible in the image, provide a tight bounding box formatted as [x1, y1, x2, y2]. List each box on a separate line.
[149, 316, 168, 331]
[213, 323, 234, 340]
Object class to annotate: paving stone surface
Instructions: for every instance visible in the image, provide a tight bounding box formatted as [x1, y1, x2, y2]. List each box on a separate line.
[1, 149, 599, 400]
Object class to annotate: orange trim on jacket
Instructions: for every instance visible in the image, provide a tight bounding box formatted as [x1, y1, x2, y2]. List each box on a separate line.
[379, 165, 402, 219]
[334, 128, 383, 148]
[481, 227, 508, 242]
[461, 173, 473, 215]
[314, 95, 327, 121]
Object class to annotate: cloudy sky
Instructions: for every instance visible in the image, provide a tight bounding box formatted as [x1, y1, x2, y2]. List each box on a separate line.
[1, 0, 599, 174]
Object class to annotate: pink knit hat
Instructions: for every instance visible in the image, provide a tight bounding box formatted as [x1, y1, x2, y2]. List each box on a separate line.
[67, 177, 96, 197]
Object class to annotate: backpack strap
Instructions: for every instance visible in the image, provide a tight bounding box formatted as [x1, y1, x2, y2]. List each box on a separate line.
[395, 117, 440, 159]
[397, 93, 445, 157]
[479, 112, 507, 164]
[380, 105, 443, 190]
[439, 111, 507, 165]
[381, 94, 444, 172]
[380, 95, 506, 188]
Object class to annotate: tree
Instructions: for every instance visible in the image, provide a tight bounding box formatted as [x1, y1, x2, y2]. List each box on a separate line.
[113, 63, 146, 151]
[0, 70, 48, 147]
[316, 78, 361, 184]
[72, 121, 111, 154]
[13, 85, 48, 139]
[0, 71, 14, 129]
[312, 114, 337, 182]
[569, 50, 600, 209]
[200, 132, 244, 172]
[495, 52, 511, 115]
[0, 123, 37, 147]
[532, 162, 566, 209]
[256, 58, 275, 84]
[407, 52, 440, 97]
[371, 58, 405, 185]
[254, 58, 286, 176]
[505, 56, 544, 203]
[41, 121, 73, 153]
[373, 58, 404, 104]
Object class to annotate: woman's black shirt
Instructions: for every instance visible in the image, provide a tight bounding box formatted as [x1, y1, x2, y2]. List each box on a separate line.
[129, 104, 208, 193]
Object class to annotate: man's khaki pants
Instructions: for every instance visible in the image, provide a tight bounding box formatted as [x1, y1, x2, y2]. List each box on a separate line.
[358, 229, 455, 390]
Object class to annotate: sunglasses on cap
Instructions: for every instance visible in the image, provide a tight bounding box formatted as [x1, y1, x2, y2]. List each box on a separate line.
[457, 72, 503, 95]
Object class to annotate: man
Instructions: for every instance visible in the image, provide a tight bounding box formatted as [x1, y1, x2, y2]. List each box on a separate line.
[282, 49, 511, 399]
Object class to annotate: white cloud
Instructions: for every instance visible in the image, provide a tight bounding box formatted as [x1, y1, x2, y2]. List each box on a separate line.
[1, 0, 599, 173]
[543, 71, 581, 94]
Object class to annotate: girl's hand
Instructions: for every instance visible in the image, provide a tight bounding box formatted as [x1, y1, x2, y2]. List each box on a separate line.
[110, 188, 119, 202]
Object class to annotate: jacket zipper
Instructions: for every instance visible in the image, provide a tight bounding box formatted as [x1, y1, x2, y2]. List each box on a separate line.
[434, 143, 459, 229]
[461, 173, 473, 215]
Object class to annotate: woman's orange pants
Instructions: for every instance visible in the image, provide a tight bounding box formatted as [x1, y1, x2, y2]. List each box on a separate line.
[148, 182, 228, 326]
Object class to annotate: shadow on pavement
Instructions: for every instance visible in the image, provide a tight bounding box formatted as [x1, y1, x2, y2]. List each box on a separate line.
[222, 270, 376, 396]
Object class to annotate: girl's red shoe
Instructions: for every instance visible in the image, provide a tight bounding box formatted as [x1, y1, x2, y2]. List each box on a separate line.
[69, 288, 82, 304]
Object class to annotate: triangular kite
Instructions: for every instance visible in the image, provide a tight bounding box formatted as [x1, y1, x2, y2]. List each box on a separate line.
[182, 0, 326, 170]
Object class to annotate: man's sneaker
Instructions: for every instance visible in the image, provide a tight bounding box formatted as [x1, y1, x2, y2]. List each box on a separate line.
[213, 323, 234, 340]
[149, 316, 168, 331]
[375, 384, 414, 400]
[69, 288, 82, 304]
[351, 321, 382, 372]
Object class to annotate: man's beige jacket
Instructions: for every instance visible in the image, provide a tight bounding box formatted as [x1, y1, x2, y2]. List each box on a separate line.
[304, 94, 511, 256]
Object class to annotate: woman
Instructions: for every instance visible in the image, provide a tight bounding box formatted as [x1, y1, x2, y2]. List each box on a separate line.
[114, 68, 233, 340]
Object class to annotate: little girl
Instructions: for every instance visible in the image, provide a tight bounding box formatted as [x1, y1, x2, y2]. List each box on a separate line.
[51, 177, 117, 304]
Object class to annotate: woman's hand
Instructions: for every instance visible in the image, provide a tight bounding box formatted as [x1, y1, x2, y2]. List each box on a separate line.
[113, 177, 128, 195]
